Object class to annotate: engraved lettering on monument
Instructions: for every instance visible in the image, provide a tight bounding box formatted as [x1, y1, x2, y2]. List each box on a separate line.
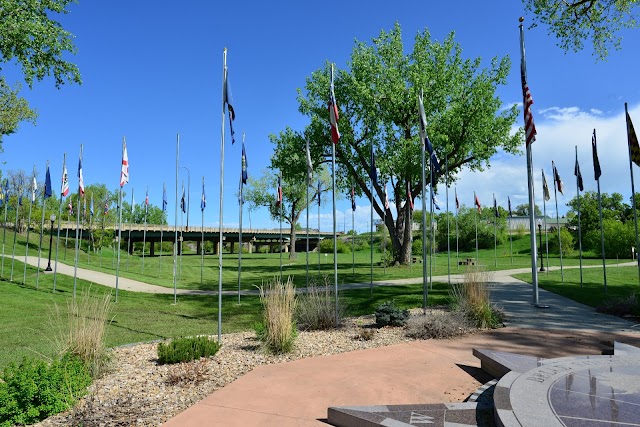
[408, 412, 434, 424]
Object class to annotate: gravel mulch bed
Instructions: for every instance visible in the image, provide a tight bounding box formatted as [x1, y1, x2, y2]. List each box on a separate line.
[36, 311, 431, 427]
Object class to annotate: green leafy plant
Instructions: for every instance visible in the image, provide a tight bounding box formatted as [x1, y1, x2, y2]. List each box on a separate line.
[374, 301, 409, 327]
[157, 336, 221, 364]
[257, 277, 297, 354]
[0, 353, 91, 427]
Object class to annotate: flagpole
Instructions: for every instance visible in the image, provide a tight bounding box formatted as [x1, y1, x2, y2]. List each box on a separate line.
[279, 173, 283, 283]
[553, 163, 564, 282]
[446, 155, 450, 285]
[1, 183, 8, 279]
[352, 200, 355, 277]
[142, 187, 148, 274]
[509, 213, 513, 265]
[64, 204, 69, 261]
[100, 199, 105, 269]
[53, 153, 66, 291]
[370, 146, 374, 294]
[10, 187, 21, 282]
[23, 166, 35, 284]
[180, 183, 183, 281]
[575, 146, 583, 286]
[174, 134, 179, 305]
[318, 180, 321, 276]
[455, 188, 459, 271]
[494, 194, 497, 269]
[625, 102, 640, 285]
[594, 129, 607, 293]
[429, 160, 434, 290]
[160, 183, 165, 277]
[72, 144, 83, 298]
[115, 137, 127, 302]
[520, 18, 540, 305]
[382, 185, 386, 275]
[87, 194, 93, 265]
[331, 135, 339, 326]
[306, 175, 310, 288]
[36, 161, 49, 289]
[542, 171, 549, 272]
[474, 191, 478, 263]
[202, 176, 206, 290]
[127, 188, 133, 273]
[238, 175, 242, 302]
[218, 49, 227, 343]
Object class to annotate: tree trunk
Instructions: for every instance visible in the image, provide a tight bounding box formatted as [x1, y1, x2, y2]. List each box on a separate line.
[386, 201, 411, 265]
[289, 226, 297, 259]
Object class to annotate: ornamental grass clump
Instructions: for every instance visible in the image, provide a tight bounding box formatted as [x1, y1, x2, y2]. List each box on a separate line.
[451, 266, 503, 329]
[257, 277, 297, 354]
[296, 276, 344, 330]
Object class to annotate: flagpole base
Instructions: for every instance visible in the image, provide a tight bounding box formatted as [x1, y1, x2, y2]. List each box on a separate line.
[533, 303, 550, 309]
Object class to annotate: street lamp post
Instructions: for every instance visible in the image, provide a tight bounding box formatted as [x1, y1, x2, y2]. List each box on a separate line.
[45, 214, 56, 271]
[537, 219, 545, 271]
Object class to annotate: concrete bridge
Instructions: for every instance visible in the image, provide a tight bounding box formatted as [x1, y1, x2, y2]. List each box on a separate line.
[55, 222, 338, 255]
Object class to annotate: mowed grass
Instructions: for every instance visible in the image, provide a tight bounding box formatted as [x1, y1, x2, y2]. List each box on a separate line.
[5, 227, 630, 292]
[0, 256, 452, 370]
[513, 264, 640, 310]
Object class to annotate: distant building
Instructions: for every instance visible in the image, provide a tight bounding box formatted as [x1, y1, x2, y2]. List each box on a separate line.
[507, 216, 569, 231]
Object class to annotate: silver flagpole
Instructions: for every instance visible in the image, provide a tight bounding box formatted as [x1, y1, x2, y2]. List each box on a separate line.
[493, 193, 498, 269]
[87, 195, 93, 264]
[238, 174, 242, 302]
[127, 188, 134, 272]
[382, 185, 386, 275]
[625, 103, 640, 285]
[1, 183, 8, 278]
[575, 146, 583, 286]
[318, 180, 321, 276]
[64, 203, 69, 260]
[279, 173, 283, 283]
[306, 139, 311, 287]
[542, 171, 549, 272]
[509, 212, 513, 265]
[421, 103, 427, 310]
[173, 134, 179, 304]
[370, 146, 374, 293]
[429, 159, 434, 290]
[455, 187, 459, 270]
[24, 166, 36, 284]
[552, 162, 564, 282]
[100, 199, 105, 269]
[474, 191, 479, 263]
[594, 129, 607, 292]
[331, 135, 339, 325]
[73, 144, 83, 298]
[36, 161, 49, 289]
[180, 182, 183, 281]
[352, 199, 355, 277]
[115, 137, 127, 302]
[520, 18, 540, 304]
[10, 186, 21, 282]
[218, 49, 227, 342]
[202, 176, 206, 290]
[142, 187, 148, 274]
[160, 183, 165, 277]
[446, 155, 450, 285]
[53, 153, 66, 291]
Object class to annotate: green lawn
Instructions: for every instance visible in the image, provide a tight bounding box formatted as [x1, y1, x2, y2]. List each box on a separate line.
[0, 256, 451, 370]
[513, 265, 640, 310]
[1, 228, 629, 293]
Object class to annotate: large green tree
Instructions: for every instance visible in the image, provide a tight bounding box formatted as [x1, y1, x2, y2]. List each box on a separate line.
[246, 130, 332, 260]
[566, 191, 626, 236]
[524, 0, 639, 59]
[0, 0, 81, 147]
[295, 24, 521, 264]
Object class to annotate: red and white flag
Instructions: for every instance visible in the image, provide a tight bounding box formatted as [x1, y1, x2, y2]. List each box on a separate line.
[120, 141, 129, 187]
[329, 64, 340, 144]
[61, 164, 70, 197]
[474, 193, 481, 213]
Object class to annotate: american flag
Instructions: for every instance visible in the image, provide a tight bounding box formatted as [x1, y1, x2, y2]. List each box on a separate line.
[520, 26, 537, 146]
[329, 64, 340, 144]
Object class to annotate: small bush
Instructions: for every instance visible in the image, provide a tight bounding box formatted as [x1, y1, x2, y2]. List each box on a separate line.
[165, 359, 209, 386]
[374, 301, 409, 327]
[406, 310, 472, 339]
[319, 238, 351, 253]
[296, 277, 344, 330]
[0, 354, 91, 427]
[258, 277, 297, 354]
[354, 328, 376, 341]
[157, 336, 221, 364]
[597, 293, 640, 317]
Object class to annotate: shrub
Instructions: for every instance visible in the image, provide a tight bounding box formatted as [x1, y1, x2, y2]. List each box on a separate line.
[258, 277, 297, 354]
[0, 354, 91, 427]
[547, 227, 575, 256]
[52, 287, 113, 378]
[597, 293, 640, 317]
[157, 336, 221, 364]
[406, 310, 471, 339]
[296, 277, 344, 330]
[319, 238, 351, 253]
[374, 301, 409, 327]
[451, 267, 503, 329]
[165, 359, 209, 386]
[411, 239, 423, 256]
[354, 328, 376, 341]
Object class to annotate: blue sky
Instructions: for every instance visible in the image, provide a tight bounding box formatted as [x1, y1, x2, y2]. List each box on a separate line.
[2, 0, 640, 232]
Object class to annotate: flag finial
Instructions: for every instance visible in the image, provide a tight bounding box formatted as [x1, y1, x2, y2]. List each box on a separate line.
[519, 16, 524, 23]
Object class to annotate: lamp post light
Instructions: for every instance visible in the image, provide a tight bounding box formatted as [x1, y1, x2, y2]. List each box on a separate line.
[45, 214, 56, 271]
[537, 219, 545, 272]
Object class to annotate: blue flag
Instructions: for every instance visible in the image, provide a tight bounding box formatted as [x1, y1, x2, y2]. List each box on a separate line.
[223, 66, 236, 144]
[425, 136, 441, 173]
[162, 183, 167, 212]
[431, 192, 440, 210]
[18, 195, 22, 206]
[241, 143, 248, 184]
[44, 166, 52, 199]
[180, 184, 186, 213]
[201, 179, 206, 211]
[317, 180, 322, 205]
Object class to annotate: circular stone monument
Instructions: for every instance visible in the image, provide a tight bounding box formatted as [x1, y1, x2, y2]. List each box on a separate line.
[494, 355, 640, 427]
